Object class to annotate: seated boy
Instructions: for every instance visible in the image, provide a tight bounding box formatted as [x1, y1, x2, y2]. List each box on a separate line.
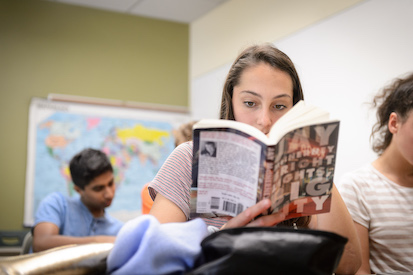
[32, 148, 123, 252]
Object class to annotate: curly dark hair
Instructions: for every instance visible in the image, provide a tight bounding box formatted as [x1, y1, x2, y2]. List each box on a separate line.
[371, 72, 413, 155]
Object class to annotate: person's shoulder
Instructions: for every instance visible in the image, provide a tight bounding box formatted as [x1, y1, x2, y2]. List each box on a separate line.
[35, 192, 68, 224]
[337, 163, 376, 188]
[342, 163, 375, 178]
[171, 141, 193, 157]
[176, 141, 193, 150]
[41, 192, 66, 204]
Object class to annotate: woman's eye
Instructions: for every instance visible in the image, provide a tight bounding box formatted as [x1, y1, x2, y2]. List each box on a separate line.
[244, 101, 255, 107]
[274, 104, 286, 110]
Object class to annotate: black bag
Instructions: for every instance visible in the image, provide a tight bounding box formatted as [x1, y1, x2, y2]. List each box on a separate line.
[188, 227, 347, 275]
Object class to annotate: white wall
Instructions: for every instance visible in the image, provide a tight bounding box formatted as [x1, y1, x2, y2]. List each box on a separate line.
[190, 0, 364, 78]
[191, 0, 413, 182]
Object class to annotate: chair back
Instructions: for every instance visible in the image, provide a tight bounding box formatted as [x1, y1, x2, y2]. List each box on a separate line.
[20, 231, 33, 255]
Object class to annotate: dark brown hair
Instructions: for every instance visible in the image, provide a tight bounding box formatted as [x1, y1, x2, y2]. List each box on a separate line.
[220, 43, 304, 120]
[371, 72, 413, 155]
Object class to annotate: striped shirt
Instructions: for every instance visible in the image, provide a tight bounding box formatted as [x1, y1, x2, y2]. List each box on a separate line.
[149, 141, 228, 228]
[337, 163, 413, 273]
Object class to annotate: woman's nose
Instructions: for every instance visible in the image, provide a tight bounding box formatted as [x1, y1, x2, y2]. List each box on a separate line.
[256, 109, 273, 131]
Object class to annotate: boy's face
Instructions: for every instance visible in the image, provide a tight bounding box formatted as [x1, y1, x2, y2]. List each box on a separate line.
[75, 170, 116, 216]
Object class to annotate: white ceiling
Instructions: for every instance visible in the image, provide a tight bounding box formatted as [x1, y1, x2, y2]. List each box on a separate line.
[48, 0, 228, 23]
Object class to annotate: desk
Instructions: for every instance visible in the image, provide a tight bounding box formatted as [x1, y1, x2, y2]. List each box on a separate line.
[0, 246, 21, 258]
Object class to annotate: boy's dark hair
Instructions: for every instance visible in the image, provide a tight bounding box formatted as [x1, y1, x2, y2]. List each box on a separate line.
[69, 148, 113, 189]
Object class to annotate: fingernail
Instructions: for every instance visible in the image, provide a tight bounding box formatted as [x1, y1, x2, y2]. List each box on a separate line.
[261, 199, 271, 207]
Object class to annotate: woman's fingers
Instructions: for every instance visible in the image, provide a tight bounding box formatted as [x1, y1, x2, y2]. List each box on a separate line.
[222, 199, 271, 229]
[221, 200, 307, 229]
[247, 212, 304, 227]
[246, 211, 286, 227]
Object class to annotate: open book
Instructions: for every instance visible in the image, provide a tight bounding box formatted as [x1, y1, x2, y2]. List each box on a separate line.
[190, 101, 340, 220]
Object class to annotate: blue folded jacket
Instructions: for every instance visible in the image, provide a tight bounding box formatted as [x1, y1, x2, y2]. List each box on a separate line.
[107, 215, 208, 274]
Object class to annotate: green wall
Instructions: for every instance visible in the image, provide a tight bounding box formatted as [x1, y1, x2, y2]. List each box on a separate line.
[0, 0, 189, 230]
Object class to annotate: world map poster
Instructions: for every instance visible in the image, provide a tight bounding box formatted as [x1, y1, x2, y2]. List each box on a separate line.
[24, 97, 189, 227]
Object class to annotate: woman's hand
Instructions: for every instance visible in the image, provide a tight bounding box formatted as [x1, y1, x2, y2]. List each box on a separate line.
[221, 199, 300, 229]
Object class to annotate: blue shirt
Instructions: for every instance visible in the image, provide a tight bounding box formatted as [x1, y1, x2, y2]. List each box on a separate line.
[34, 192, 123, 237]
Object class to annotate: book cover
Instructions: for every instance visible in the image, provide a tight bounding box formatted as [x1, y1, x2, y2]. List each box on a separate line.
[189, 101, 339, 220]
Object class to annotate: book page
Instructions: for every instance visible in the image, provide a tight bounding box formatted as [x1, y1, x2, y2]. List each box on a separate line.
[193, 119, 271, 145]
[190, 128, 266, 218]
[268, 101, 331, 144]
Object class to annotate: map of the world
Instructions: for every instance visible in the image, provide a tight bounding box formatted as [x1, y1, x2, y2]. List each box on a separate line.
[24, 97, 189, 226]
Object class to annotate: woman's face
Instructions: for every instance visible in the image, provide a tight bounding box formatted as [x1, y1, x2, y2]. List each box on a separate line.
[393, 111, 413, 166]
[232, 63, 294, 135]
